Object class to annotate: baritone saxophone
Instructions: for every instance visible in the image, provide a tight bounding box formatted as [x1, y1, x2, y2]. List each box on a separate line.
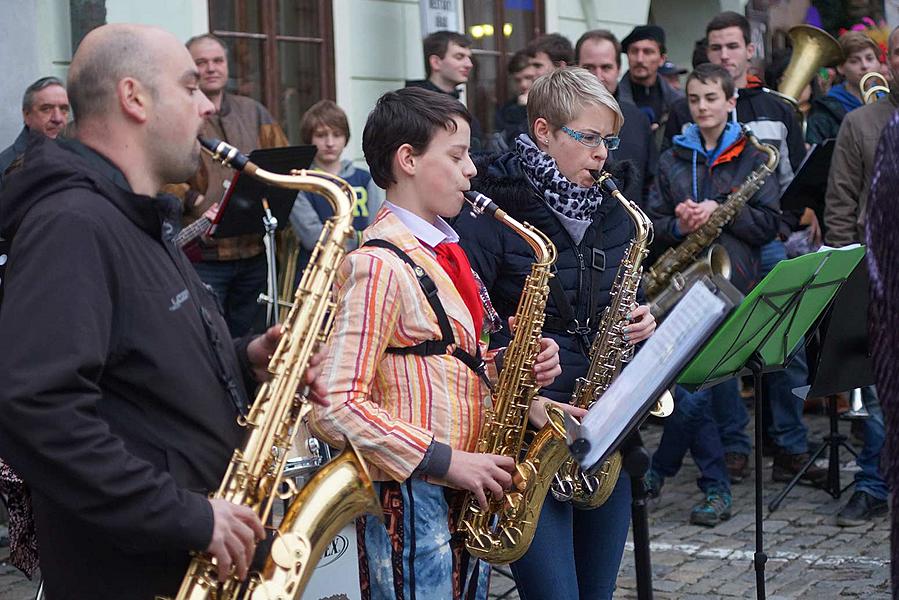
[166, 137, 382, 600]
[456, 191, 569, 565]
[550, 172, 672, 510]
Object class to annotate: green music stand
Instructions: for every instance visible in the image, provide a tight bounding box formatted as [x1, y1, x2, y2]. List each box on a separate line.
[677, 246, 866, 600]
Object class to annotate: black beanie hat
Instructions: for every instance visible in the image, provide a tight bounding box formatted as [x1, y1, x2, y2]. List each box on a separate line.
[622, 25, 666, 53]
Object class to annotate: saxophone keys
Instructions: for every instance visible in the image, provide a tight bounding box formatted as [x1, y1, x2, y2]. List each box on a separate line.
[269, 531, 310, 569]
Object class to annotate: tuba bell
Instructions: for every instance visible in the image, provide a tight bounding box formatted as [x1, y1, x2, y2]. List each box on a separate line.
[767, 25, 843, 130]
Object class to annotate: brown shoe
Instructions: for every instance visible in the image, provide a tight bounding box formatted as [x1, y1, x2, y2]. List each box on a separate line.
[772, 451, 827, 486]
[725, 452, 750, 483]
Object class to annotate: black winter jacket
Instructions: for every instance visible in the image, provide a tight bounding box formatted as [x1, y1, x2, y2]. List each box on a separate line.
[646, 126, 781, 294]
[614, 97, 657, 207]
[805, 95, 848, 146]
[0, 136, 252, 599]
[455, 152, 639, 403]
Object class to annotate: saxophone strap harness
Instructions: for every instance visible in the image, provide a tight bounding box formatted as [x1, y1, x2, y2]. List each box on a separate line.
[363, 239, 493, 390]
[543, 248, 607, 357]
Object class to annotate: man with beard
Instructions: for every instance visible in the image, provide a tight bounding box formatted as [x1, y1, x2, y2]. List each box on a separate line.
[618, 25, 684, 133]
[0, 24, 324, 599]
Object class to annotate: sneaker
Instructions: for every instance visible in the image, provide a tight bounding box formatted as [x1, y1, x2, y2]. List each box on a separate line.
[772, 451, 827, 487]
[725, 452, 750, 483]
[690, 488, 733, 526]
[836, 491, 888, 527]
[643, 469, 664, 499]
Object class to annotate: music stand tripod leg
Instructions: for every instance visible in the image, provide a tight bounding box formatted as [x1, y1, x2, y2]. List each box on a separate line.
[748, 354, 768, 600]
[622, 432, 654, 600]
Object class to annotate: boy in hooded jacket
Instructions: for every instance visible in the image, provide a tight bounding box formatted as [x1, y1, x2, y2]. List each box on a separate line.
[645, 63, 780, 525]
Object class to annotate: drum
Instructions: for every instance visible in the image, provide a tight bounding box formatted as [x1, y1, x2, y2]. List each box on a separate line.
[284, 416, 330, 483]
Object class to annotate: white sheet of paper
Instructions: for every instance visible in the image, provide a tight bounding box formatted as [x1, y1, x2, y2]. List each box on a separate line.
[575, 281, 729, 469]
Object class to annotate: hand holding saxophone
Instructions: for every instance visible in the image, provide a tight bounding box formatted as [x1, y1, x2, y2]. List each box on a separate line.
[623, 304, 656, 345]
[508, 316, 562, 387]
[528, 397, 587, 430]
[245, 325, 330, 405]
[205, 498, 265, 583]
[444, 451, 515, 510]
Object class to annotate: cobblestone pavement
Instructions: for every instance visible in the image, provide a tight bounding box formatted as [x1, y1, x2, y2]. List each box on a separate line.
[489, 411, 892, 599]
[1, 413, 891, 599]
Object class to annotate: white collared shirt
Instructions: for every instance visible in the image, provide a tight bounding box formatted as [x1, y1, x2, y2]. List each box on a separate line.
[384, 200, 460, 248]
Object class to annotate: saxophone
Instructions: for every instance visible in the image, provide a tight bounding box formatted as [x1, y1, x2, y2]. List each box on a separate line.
[550, 173, 671, 510]
[456, 191, 569, 565]
[169, 137, 382, 600]
[642, 128, 779, 317]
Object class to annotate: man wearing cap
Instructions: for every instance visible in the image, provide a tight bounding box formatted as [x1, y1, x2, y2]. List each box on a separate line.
[618, 24, 684, 132]
[659, 61, 687, 91]
[575, 29, 657, 206]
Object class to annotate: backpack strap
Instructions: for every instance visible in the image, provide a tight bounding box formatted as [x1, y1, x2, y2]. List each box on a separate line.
[362, 239, 492, 389]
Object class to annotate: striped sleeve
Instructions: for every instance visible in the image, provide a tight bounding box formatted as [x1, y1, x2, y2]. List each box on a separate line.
[310, 251, 434, 481]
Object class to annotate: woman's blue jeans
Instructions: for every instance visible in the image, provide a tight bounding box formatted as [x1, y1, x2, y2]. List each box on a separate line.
[510, 472, 631, 600]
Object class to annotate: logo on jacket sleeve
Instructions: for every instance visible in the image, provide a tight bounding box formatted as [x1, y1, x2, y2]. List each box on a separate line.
[169, 289, 190, 311]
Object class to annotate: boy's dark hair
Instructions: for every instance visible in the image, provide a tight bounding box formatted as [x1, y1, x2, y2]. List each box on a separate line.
[706, 11, 751, 46]
[423, 31, 473, 77]
[363, 88, 472, 189]
[575, 30, 622, 68]
[686, 62, 735, 99]
[692, 37, 710, 68]
[300, 99, 350, 144]
[508, 49, 531, 75]
[527, 33, 574, 66]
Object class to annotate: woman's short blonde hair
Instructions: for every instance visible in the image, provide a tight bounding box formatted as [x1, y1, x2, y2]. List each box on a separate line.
[527, 66, 624, 137]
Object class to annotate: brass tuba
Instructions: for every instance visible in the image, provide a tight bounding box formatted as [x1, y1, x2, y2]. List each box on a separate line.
[167, 137, 382, 600]
[457, 191, 569, 565]
[772, 24, 843, 118]
[861, 72, 890, 104]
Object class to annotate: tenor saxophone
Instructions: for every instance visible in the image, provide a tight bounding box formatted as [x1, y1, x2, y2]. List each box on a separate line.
[168, 138, 382, 600]
[642, 128, 779, 317]
[457, 191, 569, 565]
[550, 172, 671, 510]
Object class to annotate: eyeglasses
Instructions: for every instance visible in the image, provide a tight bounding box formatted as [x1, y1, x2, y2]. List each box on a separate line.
[560, 125, 620, 150]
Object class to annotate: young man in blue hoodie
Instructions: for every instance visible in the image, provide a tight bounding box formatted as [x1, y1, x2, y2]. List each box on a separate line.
[806, 31, 882, 145]
[645, 62, 780, 525]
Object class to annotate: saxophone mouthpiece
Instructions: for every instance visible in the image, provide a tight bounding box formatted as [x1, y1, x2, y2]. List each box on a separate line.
[463, 190, 500, 218]
[197, 136, 250, 171]
[594, 171, 619, 196]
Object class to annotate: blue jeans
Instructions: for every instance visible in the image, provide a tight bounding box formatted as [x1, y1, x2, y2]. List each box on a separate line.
[855, 386, 889, 500]
[360, 479, 489, 600]
[193, 254, 267, 338]
[765, 345, 810, 454]
[711, 379, 751, 455]
[715, 240, 810, 456]
[652, 385, 731, 493]
[511, 473, 631, 600]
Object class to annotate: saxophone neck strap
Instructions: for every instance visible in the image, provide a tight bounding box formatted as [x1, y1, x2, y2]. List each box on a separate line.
[543, 250, 607, 357]
[362, 239, 491, 389]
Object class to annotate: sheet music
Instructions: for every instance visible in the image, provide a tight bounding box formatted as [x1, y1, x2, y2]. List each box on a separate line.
[574, 281, 729, 469]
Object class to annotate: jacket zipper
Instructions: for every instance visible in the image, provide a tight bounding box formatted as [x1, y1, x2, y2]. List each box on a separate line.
[534, 191, 588, 326]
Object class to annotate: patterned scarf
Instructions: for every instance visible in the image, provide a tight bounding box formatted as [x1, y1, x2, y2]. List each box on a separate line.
[513, 134, 604, 222]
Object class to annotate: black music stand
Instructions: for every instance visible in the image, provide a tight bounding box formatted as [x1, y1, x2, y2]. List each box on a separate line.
[678, 246, 865, 600]
[768, 259, 874, 511]
[210, 145, 316, 325]
[779, 140, 835, 240]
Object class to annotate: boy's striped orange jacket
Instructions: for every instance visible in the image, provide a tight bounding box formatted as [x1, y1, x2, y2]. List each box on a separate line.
[310, 207, 500, 482]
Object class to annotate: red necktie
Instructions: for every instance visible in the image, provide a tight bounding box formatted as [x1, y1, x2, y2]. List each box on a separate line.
[432, 241, 484, 339]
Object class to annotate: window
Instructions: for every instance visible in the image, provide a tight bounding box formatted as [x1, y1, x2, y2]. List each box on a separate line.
[463, 0, 544, 136]
[208, 0, 335, 143]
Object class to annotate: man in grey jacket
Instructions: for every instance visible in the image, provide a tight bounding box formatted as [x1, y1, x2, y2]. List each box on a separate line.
[825, 27, 899, 247]
[821, 26, 899, 527]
